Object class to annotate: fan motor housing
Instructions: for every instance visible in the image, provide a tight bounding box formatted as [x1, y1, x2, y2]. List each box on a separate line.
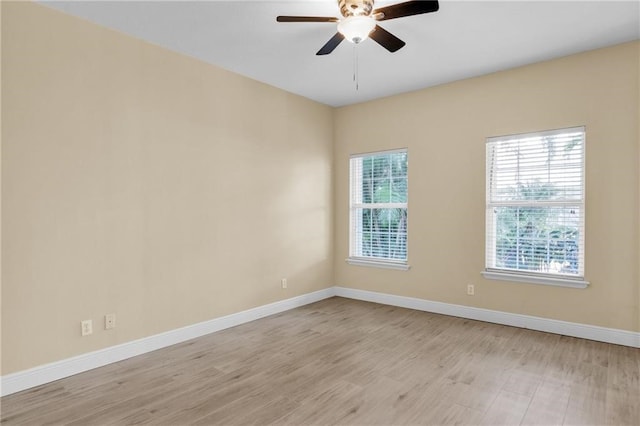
[339, 0, 374, 17]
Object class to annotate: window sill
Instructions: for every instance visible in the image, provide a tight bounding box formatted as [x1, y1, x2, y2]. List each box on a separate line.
[346, 258, 410, 271]
[481, 270, 589, 289]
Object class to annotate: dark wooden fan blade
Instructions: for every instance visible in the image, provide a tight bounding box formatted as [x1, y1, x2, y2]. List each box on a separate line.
[277, 16, 339, 23]
[374, 0, 439, 21]
[370, 25, 406, 52]
[316, 32, 345, 55]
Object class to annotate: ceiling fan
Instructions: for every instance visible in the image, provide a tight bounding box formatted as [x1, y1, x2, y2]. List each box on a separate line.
[277, 0, 439, 55]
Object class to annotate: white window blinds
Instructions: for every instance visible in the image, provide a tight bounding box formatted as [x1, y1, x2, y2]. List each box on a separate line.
[350, 149, 408, 263]
[486, 127, 585, 279]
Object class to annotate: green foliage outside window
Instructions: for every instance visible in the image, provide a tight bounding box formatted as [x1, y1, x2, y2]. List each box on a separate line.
[359, 152, 407, 260]
[494, 184, 580, 274]
[490, 132, 583, 276]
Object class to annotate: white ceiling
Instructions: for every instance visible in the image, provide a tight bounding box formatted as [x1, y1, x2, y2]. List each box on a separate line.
[41, 1, 640, 107]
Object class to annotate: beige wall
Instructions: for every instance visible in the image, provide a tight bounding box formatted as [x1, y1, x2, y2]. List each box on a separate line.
[334, 42, 640, 333]
[1, 2, 334, 375]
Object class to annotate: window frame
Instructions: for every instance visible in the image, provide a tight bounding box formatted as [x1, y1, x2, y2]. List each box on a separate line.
[483, 127, 589, 289]
[347, 148, 410, 271]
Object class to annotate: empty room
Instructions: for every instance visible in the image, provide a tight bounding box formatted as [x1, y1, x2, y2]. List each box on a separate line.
[1, 0, 639, 425]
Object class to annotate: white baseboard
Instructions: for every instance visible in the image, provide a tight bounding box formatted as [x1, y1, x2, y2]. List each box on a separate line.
[334, 286, 640, 348]
[0, 288, 335, 397]
[3, 285, 638, 397]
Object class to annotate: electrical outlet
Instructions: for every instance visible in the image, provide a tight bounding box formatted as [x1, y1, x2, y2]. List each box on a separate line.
[467, 284, 475, 296]
[105, 313, 116, 330]
[81, 319, 93, 336]
[281, 278, 287, 289]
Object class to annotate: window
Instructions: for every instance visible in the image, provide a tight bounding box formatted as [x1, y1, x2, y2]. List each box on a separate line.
[348, 149, 408, 270]
[484, 127, 587, 288]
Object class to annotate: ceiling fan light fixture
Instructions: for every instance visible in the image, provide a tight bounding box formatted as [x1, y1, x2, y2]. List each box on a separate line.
[337, 16, 376, 44]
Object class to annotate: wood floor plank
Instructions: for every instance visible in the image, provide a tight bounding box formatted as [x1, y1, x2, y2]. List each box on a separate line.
[606, 345, 640, 393]
[521, 379, 571, 425]
[272, 379, 364, 425]
[1, 297, 637, 425]
[604, 387, 640, 426]
[479, 389, 531, 425]
[563, 384, 607, 426]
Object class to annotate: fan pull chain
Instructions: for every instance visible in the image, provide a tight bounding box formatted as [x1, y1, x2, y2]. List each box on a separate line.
[353, 46, 359, 91]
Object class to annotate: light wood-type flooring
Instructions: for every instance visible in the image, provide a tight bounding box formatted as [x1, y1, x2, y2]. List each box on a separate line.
[1, 297, 639, 425]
